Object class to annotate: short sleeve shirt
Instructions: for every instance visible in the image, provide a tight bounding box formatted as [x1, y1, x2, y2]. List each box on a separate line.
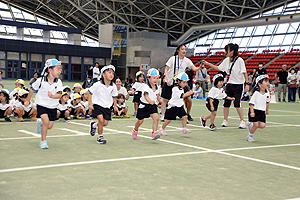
[139, 84, 159, 107]
[93, 67, 100, 79]
[207, 87, 227, 99]
[277, 70, 288, 84]
[167, 86, 184, 108]
[166, 56, 194, 85]
[249, 90, 270, 111]
[117, 87, 128, 97]
[89, 80, 118, 108]
[218, 57, 246, 84]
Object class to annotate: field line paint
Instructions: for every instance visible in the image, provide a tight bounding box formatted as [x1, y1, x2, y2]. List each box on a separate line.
[18, 130, 40, 137]
[127, 126, 152, 131]
[218, 143, 300, 152]
[0, 151, 208, 173]
[0, 134, 89, 141]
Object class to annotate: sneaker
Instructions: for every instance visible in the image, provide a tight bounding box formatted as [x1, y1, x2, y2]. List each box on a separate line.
[246, 121, 253, 133]
[200, 117, 206, 127]
[97, 135, 106, 144]
[159, 128, 168, 136]
[160, 115, 165, 122]
[187, 114, 193, 121]
[133, 111, 137, 116]
[151, 131, 160, 140]
[64, 117, 70, 122]
[112, 114, 117, 118]
[66, 116, 71, 120]
[36, 118, 42, 133]
[90, 121, 97, 136]
[182, 128, 191, 134]
[246, 134, 255, 142]
[39, 141, 49, 149]
[73, 115, 82, 119]
[239, 120, 246, 129]
[85, 114, 91, 119]
[221, 119, 228, 127]
[5, 117, 11, 122]
[123, 114, 130, 118]
[30, 117, 38, 121]
[55, 118, 60, 122]
[209, 123, 217, 131]
[19, 117, 24, 122]
[132, 128, 138, 139]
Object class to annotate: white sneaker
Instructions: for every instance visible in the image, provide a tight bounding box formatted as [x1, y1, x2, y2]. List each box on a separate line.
[221, 120, 228, 127]
[239, 120, 246, 129]
[160, 115, 165, 122]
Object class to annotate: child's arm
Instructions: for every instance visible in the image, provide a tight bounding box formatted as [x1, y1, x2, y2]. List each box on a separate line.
[88, 92, 94, 111]
[226, 96, 235, 101]
[183, 90, 193, 98]
[48, 91, 62, 99]
[209, 98, 214, 111]
[24, 88, 35, 107]
[144, 93, 155, 105]
[249, 105, 255, 117]
[128, 88, 135, 95]
[266, 103, 269, 115]
[113, 97, 118, 112]
[157, 94, 163, 104]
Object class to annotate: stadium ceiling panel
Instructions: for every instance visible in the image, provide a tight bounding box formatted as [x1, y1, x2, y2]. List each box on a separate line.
[0, 0, 297, 44]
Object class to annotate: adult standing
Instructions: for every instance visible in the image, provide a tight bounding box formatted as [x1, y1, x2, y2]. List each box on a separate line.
[252, 62, 267, 86]
[88, 65, 94, 79]
[287, 68, 297, 102]
[29, 72, 39, 85]
[160, 44, 200, 122]
[297, 67, 300, 102]
[92, 62, 100, 82]
[275, 64, 288, 102]
[195, 64, 209, 98]
[204, 43, 249, 129]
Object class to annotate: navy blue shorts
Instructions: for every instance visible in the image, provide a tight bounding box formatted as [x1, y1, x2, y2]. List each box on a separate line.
[92, 104, 111, 121]
[164, 106, 187, 120]
[133, 91, 142, 103]
[206, 98, 219, 112]
[136, 104, 158, 120]
[248, 108, 266, 123]
[37, 105, 57, 121]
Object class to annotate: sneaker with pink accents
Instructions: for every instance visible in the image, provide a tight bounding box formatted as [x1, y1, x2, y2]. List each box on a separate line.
[151, 131, 160, 140]
[182, 128, 191, 134]
[159, 128, 168, 136]
[132, 128, 138, 140]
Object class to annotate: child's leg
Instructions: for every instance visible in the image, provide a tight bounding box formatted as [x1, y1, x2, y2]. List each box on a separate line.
[4, 107, 12, 116]
[65, 110, 70, 117]
[74, 107, 81, 115]
[257, 122, 266, 129]
[40, 114, 50, 141]
[124, 106, 128, 114]
[57, 110, 61, 118]
[135, 119, 144, 130]
[210, 111, 217, 125]
[182, 115, 188, 128]
[162, 120, 172, 129]
[150, 113, 159, 132]
[134, 102, 138, 113]
[96, 114, 108, 135]
[249, 122, 259, 134]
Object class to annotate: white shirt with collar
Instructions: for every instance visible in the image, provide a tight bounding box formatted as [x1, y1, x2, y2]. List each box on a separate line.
[139, 83, 159, 108]
[167, 86, 184, 108]
[218, 57, 246, 84]
[89, 78, 118, 108]
[32, 77, 63, 109]
[207, 87, 227, 99]
[93, 67, 100, 79]
[249, 90, 270, 111]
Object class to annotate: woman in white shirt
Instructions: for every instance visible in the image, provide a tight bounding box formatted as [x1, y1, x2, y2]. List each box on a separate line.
[160, 44, 200, 122]
[204, 43, 250, 129]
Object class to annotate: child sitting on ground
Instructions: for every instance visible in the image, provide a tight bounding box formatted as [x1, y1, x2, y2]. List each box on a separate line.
[70, 83, 82, 100]
[200, 74, 235, 130]
[193, 82, 203, 99]
[13, 89, 37, 122]
[113, 93, 130, 118]
[80, 89, 92, 119]
[0, 89, 12, 122]
[159, 72, 193, 136]
[69, 93, 83, 119]
[57, 92, 71, 121]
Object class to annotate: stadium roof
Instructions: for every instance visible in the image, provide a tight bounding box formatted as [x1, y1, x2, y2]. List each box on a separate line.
[0, 0, 298, 45]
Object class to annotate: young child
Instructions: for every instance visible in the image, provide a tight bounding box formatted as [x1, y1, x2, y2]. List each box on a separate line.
[200, 74, 235, 130]
[132, 68, 161, 140]
[113, 94, 130, 118]
[57, 92, 71, 121]
[25, 58, 63, 149]
[159, 72, 193, 136]
[128, 71, 145, 116]
[88, 65, 118, 144]
[71, 83, 82, 100]
[246, 74, 270, 142]
[193, 82, 203, 99]
[0, 71, 4, 88]
[0, 89, 12, 122]
[13, 89, 37, 122]
[80, 89, 92, 119]
[69, 93, 83, 119]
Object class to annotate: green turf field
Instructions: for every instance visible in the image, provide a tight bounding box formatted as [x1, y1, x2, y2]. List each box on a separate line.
[1, 79, 300, 199]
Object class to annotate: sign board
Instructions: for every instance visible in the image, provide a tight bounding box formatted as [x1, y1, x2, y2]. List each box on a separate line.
[140, 64, 148, 71]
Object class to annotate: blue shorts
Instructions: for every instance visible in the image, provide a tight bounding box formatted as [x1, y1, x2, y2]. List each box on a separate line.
[37, 105, 57, 121]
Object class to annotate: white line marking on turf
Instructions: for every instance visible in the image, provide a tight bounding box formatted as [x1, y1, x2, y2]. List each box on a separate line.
[18, 130, 40, 137]
[59, 128, 119, 135]
[127, 126, 152, 131]
[0, 151, 207, 173]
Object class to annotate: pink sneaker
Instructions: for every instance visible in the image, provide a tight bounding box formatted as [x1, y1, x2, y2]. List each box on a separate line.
[159, 128, 168, 136]
[132, 128, 138, 140]
[151, 131, 160, 140]
[182, 128, 191, 134]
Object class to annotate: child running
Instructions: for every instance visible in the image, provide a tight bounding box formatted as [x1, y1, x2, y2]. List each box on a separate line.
[25, 59, 63, 149]
[246, 74, 270, 142]
[200, 74, 235, 130]
[88, 65, 118, 144]
[132, 68, 161, 140]
[0, 89, 12, 122]
[129, 71, 145, 116]
[159, 72, 193, 136]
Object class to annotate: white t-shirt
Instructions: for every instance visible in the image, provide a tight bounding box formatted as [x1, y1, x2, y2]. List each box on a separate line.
[218, 57, 246, 84]
[32, 77, 63, 109]
[14, 100, 36, 112]
[139, 84, 159, 108]
[132, 82, 145, 92]
[207, 87, 227, 99]
[70, 100, 82, 109]
[57, 101, 70, 111]
[167, 86, 184, 108]
[81, 100, 89, 111]
[117, 86, 128, 97]
[89, 79, 118, 108]
[166, 56, 194, 84]
[249, 90, 270, 111]
[0, 103, 11, 111]
[296, 71, 300, 84]
[93, 67, 100, 79]
[117, 102, 126, 110]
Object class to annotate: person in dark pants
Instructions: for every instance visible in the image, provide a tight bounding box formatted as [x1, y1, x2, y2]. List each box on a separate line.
[275, 65, 288, 102]
[252, 62, 267, 86]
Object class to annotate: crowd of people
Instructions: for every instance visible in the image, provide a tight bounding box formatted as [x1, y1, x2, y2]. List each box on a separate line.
[0, 43, 299, 149]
